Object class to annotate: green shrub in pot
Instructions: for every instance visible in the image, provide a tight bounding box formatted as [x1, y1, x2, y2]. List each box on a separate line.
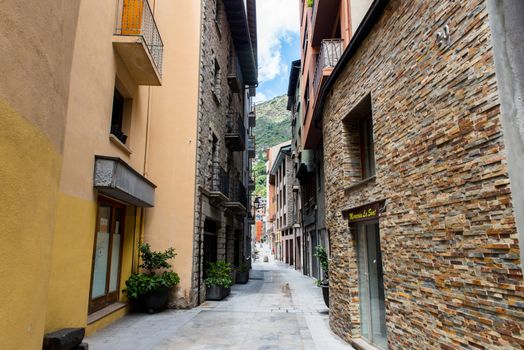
[125, 244, 180, 311]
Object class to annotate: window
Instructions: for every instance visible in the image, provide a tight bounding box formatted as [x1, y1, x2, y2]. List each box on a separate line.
[210, 134, 218, 189]
[359, 115, 376, 178]
[212, 58, 221, 104]
[110, 89, 127, 144]
[303, 79, 310, 122]
[343, 94, 376, 180]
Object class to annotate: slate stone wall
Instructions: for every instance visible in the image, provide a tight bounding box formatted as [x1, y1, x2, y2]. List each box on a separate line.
[322, 0, 524, 348]
[190, 0, 246, 306]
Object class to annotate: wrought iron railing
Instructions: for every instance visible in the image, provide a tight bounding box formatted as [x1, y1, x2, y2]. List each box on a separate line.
[228, 55, 243, 82]
[114, 0, 164, 77]
[248, 103, 256, 127]
[212, 163, 229, 198]
[248, 136, 255, 157]
[230, 180, 247, 207]
[226, 113, 246, 147]
[313, 39, 343, 93]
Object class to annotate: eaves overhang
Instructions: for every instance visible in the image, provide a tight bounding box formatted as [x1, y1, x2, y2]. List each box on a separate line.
[287, 60, 301, 111]
[223, 0, 258, 85]
[94, 156, 156, 207]
[269, 144, 292, 176]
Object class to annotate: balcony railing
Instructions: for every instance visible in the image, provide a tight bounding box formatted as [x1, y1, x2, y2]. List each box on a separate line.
[212, 163, 229, 198]
[248, 104, 256, 128]
[248, 136, 256, 159]
[114, 0, 163, 84]
[225, 113, 246, 151]
[230, 180, 247, 208]
[313, 39, 343, 94]
[227, 56, 243, 93]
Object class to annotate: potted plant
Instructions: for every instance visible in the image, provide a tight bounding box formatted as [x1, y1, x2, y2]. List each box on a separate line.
[314, 245, 329, 307]
[125, 243, 180, 313]
[236, 260, 250, 284]
[205, 261, 233, 300]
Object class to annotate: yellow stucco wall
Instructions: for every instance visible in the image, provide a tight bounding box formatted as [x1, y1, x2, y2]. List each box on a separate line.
[46, 196, 142, 334]
[0, 100, 63, 350]
[45, 193, 97, 332]
[2, 0, 203, 345]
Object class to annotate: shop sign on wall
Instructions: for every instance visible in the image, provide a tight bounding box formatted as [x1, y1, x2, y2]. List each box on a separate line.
[343, 201, 384, 224]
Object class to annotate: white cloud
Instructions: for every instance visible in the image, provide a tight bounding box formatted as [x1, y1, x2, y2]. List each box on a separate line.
[256, 0, 300, 82]
[253, 92, 268, 104]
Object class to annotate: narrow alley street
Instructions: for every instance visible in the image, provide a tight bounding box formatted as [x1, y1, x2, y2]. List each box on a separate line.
[86, 246, 353, 350]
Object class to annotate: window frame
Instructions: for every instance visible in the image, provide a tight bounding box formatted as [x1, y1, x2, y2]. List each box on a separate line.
[342, 94, 376, 181]
[89, 197, 126, 314]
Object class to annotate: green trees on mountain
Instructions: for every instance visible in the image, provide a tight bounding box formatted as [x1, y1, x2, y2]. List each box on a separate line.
[252, 95, 291, 198]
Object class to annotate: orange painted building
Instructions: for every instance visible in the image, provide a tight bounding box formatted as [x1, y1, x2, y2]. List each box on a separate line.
[299, 0, 371, 149]
[255, 221, 263, 241]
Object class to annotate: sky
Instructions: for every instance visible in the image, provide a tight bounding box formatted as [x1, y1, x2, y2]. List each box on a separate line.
[255, 0, 300, 103]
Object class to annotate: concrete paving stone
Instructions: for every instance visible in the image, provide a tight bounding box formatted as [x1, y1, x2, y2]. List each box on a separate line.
[86, 246, 354, 350]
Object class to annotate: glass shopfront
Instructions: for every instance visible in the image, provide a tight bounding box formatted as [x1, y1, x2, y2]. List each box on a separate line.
[90, 198, 125, 313]
[356, 222, 387, 349]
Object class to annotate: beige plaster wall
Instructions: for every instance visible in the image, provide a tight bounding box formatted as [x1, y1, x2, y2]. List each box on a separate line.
[144, 0, 202, 307]
[47, 0, 158, 332]
[350, 0, 373, 34]
[59, 0, 151, 200]
[0, 0, 81, 151]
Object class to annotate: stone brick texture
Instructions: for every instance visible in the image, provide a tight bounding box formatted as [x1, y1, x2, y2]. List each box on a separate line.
[322, 0, 524, 348]
[190, 0, 247, 307]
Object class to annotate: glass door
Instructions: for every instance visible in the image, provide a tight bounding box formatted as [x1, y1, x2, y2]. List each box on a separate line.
[90, 200, 125, 314]
[357, 222, 387, 349]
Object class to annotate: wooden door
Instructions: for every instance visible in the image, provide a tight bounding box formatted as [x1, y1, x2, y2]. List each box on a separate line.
[121, 0, 143, 35]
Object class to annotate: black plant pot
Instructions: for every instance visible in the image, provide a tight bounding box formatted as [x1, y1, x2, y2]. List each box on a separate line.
[320, 284, 329, 308]
[134, 288, 170, 314]
[236, 270, 249, 284]
[206, 285, 231, 300]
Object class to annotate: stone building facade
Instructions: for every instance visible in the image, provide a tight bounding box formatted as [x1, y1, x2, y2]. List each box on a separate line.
[192, 0, 258, 305]
[270, 141, 302, 267]
[316, 0, 524, 349]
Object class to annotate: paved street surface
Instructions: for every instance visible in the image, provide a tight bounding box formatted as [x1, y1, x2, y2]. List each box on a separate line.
[86, 246, 353, 350]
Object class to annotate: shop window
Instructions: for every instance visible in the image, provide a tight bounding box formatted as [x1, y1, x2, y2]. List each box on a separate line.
[90, 198, 126, 314]
[343, 94, 376, 181]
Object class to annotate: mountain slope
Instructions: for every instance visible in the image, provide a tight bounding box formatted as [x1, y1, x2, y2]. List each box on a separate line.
[253, 95, 292, 197]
